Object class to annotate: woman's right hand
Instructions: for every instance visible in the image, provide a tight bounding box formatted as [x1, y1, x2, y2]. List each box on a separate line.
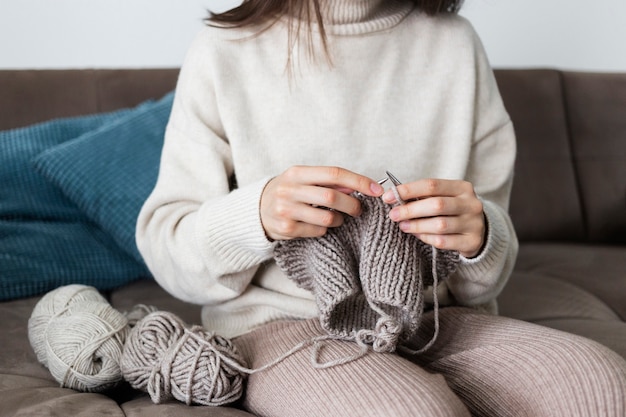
[260, 166, 384, 241]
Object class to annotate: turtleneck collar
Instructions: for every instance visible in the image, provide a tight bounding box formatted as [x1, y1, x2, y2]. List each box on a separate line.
[314, 0, 415, 35]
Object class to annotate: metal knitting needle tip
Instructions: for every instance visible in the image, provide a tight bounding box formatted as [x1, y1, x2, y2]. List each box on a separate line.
[385, 171, 406, 205]
[385, 171, 402, 186]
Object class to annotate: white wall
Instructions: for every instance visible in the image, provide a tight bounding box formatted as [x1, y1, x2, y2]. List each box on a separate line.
[461, 0, 626, 72]
[0, 0, 211, 69]
[0, 0, 625, 71]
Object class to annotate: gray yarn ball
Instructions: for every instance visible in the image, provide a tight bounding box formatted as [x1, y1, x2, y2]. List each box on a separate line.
[121, 310, 247, 406]
[28, 285, 129, 392]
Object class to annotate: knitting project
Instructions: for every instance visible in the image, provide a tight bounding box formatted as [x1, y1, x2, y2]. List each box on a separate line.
[29, 194, 461, 406]
[274, 194, 460, 353]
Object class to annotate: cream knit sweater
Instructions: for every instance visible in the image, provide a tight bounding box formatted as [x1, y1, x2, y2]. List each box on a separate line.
[136, 0, 518, 338]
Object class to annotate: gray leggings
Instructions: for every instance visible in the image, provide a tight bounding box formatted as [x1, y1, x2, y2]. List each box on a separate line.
[233, 307, 626, 417]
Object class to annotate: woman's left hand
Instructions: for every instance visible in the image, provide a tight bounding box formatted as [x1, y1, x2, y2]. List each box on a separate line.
[382, 179, 486, 258]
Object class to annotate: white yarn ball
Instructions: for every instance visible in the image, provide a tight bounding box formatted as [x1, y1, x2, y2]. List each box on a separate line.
[28, 285, 130, 392]
[29, 285, 107, 364]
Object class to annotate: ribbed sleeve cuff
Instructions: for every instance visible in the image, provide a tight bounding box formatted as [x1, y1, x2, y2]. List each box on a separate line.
[447, 200, 514, 305]
[196, 177, 276, 270]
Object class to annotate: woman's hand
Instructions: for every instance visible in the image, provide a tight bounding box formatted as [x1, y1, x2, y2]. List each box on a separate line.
[261, 166, 384, 241]
[383, 179, 486, 258]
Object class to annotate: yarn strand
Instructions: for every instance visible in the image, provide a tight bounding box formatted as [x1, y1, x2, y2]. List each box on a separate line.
[400, 245, 441, 355]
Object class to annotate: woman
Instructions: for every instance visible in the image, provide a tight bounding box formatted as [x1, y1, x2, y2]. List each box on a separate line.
[137, 0, 626, 415]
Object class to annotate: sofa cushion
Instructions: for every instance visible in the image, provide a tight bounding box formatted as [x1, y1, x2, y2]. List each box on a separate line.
[495, 70, 585, 242]
[0, 69, 179, 131]
[508, 243, 626, 319]
[562, 72, 626, 244]
[498, 243, 626, 359]
[499, 271, 620, 323]
[95, 69, 179, 114]
[0, 70, 101, 131]
[32, 92, 174, 264]
[0, 376, 126, 417]
[121, 397, 256, 417]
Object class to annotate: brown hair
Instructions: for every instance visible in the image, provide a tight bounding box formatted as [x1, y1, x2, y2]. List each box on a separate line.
[208, 0, 463, 26]
[207, 0, 463, 65]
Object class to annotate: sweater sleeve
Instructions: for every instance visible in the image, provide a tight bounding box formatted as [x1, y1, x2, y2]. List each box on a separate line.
[136, 28, 275, 305]
[445, 20, 519, 308]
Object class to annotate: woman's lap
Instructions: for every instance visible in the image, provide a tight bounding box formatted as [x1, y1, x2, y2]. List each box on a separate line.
[234, 318, 470, 417]
[234, 308, 626, 417]
[410, 307, 626, 417]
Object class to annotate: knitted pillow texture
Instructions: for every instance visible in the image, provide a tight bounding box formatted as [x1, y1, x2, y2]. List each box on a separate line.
[274, 194, 460, 352]
[0, 103, 162, 301]
[0, 107, 134, 221]
[0, 220, 148, 302]
[32, 92, 174, 264]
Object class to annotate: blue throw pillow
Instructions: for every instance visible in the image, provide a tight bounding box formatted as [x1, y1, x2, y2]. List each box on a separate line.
[0, 99, 159, 301]
[33, 92, 174, 264]
[0, 219, 149, 301]
[0, 107, 135, 221]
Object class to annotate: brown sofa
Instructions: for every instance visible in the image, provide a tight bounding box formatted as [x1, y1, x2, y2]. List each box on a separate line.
[0, 68, 624, 416]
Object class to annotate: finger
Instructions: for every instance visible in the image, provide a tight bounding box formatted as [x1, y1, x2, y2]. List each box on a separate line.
[273, 200, 344, 229]
[330, 186, 356, 195]
[388, 197, 462, 222]
[297, 185, 362, 217]
[398, 214, 485, 256]
[385, 179, 473, 203]
[398, 214, 483, 236]
[287, 166, 384, 197]
[268, 207, 344, 240]
[272, 221, 331, 240]
[413, 233, 479, 255]
[294, 204, 346, 229]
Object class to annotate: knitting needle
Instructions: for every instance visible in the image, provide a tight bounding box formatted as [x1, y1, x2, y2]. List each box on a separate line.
[385, 171, 406, 205]
[385, 171, 402, 187]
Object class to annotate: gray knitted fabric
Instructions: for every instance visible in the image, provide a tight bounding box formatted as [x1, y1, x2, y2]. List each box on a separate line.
[274, 194, 460, 353]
